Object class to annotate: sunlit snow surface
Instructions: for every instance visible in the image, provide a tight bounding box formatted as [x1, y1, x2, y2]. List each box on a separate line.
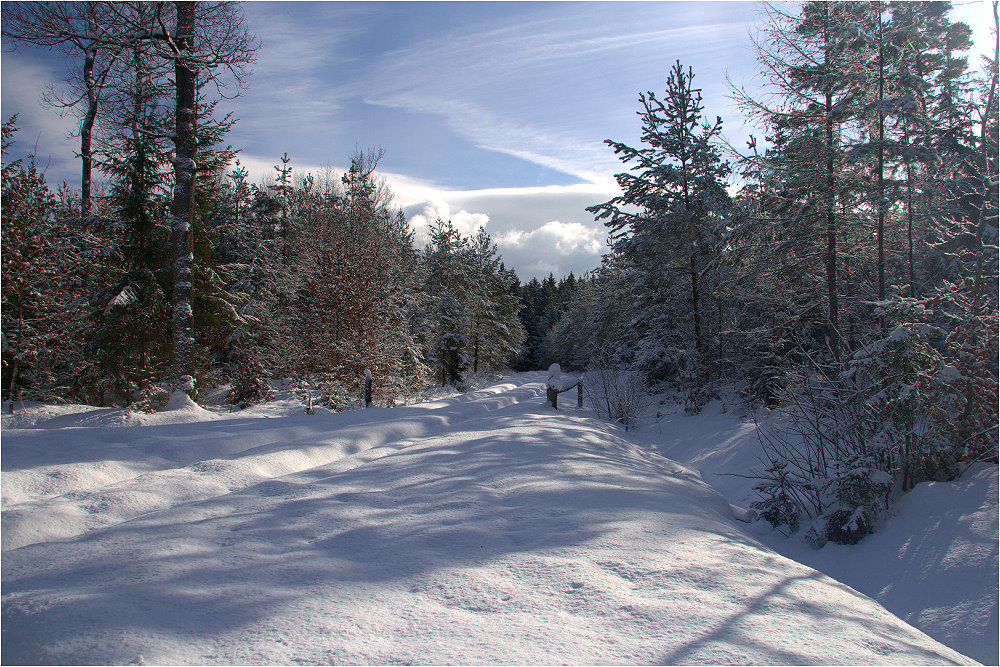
[1, 374, 986, 665]
[641, 399, 998, 666]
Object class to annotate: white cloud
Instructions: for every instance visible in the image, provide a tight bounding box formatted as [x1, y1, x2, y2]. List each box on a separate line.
[1, 55, 82, 183]
[405, 199, 489, 245]
[498, 220, 604, 256]
[392, 178, 614, 280]
[495, 220, 606, 279]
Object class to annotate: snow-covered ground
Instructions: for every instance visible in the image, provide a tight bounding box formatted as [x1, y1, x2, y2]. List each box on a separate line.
[641, 398, 999, 666]
[1, 373, 991, 665]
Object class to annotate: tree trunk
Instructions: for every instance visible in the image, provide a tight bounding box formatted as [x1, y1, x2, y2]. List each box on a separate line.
[680, 149, 702, 357]
[875, 6, 886, 323]
[905, 156, 916, 299]
[170, 0, 197, 396]
[689, 251, 701, 353]
[822, 7, 840, 357]
[80, 43, 97, 217]
[825, 90, 839, 355]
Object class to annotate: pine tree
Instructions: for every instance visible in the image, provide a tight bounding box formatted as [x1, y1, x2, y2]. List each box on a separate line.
[733, 3, 869, 357]
[422, 219, 472, 386]
[467, 227, 525, 374]
[1, 117, 86, 408]
[588, 60, 731, 389]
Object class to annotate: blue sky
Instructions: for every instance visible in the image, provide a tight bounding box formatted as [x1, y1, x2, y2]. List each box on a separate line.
[2, 1, 995, 279]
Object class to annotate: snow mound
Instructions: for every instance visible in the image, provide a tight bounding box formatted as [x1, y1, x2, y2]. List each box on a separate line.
[1, 376, 542, 551]
[771, 463, 998, 665]
[547, 362, 580, 392]
[1, 375, 978, 665]
[124, 390, 220, 426]
[636, 400, 998, 666]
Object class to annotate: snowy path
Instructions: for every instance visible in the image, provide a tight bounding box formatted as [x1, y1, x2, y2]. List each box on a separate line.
[1, 378, 539, 551]
[1, 375, 975, 665]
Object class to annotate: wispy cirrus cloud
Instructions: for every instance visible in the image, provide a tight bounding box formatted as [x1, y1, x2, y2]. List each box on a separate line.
[230, 4, 360, 146]
[364, 93, 620, 188]
[355, 4, 756, 186]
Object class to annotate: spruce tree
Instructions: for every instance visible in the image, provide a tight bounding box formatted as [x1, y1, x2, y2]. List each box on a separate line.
[1, 117, 86, 408]
[467, 227, 526, 374]
[588, 60, 730, 388]
[422, 219, 472, 386]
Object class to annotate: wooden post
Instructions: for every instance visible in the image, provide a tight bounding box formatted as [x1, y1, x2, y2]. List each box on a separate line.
[548, 386, 558, 409]
[577, 381, 583, 408]
[364, 369, 373, 408]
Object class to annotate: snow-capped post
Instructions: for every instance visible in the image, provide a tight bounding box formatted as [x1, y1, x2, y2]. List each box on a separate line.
[546, 363, 582, 410]
[547, 363, 560, 409]
[364, 369, 372, 408]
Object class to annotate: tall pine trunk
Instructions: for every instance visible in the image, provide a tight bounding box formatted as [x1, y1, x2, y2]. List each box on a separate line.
[171, 1, 197, 395]
[822, 6, 840, 356]
[824, 92, 839, 355]
[80, 43, 97, 217]
[875, 5, 886, 318]
[680, 153, 702, 357]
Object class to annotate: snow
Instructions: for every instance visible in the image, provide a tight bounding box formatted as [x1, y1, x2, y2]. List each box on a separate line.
[888, 325, 910, 343]
[547, 362, 580, 392]
[1, 374, 985, 665]
[775, 464, 998, 665]
[638, 399, 998, 665]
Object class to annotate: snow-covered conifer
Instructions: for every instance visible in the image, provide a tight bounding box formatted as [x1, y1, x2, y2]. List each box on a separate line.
[588, 60, 731, 394]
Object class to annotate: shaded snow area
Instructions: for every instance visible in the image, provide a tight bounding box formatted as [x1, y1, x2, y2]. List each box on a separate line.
[1, 374, 981, 665]
[643, 400, 999, 666]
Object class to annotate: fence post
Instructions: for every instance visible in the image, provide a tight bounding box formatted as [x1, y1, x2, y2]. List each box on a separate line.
[548, 386, 558, 409]
[364, 369, 372, 408]
[577, 380, 583, 408]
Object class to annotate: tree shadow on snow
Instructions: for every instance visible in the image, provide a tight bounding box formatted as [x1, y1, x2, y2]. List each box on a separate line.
[1, 401, 707, 664]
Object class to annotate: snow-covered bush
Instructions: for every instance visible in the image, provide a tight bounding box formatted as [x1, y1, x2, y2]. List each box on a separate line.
[751, 353, 896, 545]
[128, 381, 169, 413]
[751, 458, 801, 534]
[751, 300, 972, 545]
[228, 362, 272, 410]
[321, 380, 356, 412]
[675, 348, 710, 415]
[825, 452, 893, 544]
[585, 363, 650, 431]
[927, 282, 999, 467]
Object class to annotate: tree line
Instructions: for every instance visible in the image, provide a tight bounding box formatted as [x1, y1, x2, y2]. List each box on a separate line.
[1, 1, 530, 412]
[551, 1, 997, 544]
[2, 1, 996, 544]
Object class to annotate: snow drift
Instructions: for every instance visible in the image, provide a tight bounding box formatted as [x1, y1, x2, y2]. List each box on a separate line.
[1, 374, 977, 665]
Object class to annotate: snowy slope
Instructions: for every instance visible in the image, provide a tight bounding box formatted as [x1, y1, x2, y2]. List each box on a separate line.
[2, 374, 976, 665]
[644, 400, 999, 665]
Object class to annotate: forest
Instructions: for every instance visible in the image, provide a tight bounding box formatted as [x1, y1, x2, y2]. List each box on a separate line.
[2, 1, 997, 544]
